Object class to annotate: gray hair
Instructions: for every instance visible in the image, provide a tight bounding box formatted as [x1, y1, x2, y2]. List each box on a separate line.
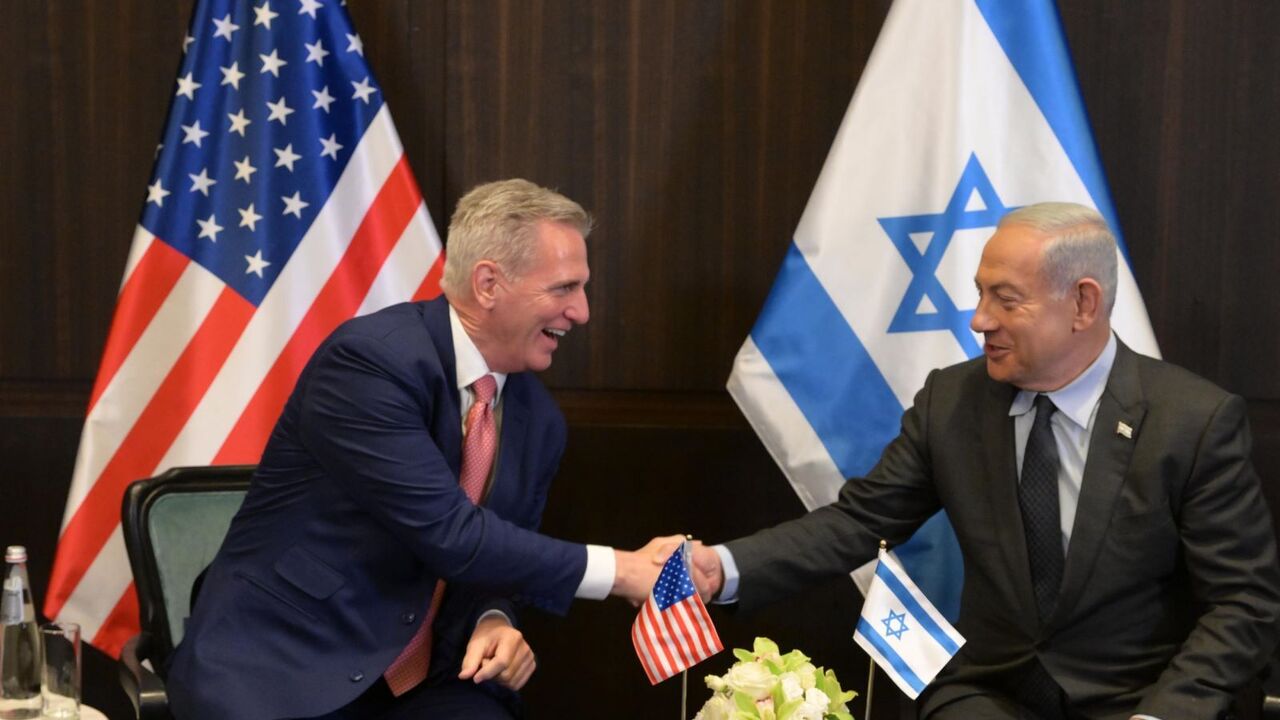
[441, 179, 593, 297]
[999, 202, 1118, 315]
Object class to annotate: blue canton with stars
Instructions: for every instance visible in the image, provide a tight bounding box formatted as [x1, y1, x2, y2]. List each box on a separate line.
[652, 546, 698, 610]
[878, 154, 1014, 357]
[141, 0, 383, 306]
[881, 609, 909, 640]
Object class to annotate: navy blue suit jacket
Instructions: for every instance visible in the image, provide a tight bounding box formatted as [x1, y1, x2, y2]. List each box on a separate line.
[168, 298, 588, 720]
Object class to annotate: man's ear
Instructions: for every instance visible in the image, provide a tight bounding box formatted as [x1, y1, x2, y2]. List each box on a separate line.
[471, 261, 501, 310]
[1072, 278, 1103, 331]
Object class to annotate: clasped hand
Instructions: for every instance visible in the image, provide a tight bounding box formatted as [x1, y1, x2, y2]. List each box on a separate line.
[610, 534, 725, 605]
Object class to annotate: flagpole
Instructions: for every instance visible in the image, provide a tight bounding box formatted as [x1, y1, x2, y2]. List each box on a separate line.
[681, 669, 688, 719]
[865, 661, 876, 719]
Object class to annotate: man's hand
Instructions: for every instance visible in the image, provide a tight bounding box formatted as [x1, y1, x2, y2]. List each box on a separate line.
[689, 542, 724, 602]
[458, 615, 536, 690]
[612, 534, 686, 605]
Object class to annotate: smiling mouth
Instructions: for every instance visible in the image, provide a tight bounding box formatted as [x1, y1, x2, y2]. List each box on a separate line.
[542, 328, 566, 339]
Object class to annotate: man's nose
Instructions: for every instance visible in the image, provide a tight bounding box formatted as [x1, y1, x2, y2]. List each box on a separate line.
[970, 300, 994, 333]
[567, 290, 589, 325]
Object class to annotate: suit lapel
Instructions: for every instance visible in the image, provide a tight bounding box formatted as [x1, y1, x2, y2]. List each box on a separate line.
[980, 378, 1041, 629]
[424, 298, 464, 477]
[485, 374, 529, 512]
[1050, 341, 1146, 629]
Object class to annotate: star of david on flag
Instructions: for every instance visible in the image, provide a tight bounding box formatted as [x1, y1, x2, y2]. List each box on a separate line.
[632, 541, 724, 685]
[45, 0, 443, 654]
[854, 548, 965, 699]
[727, 0, 1159, 626]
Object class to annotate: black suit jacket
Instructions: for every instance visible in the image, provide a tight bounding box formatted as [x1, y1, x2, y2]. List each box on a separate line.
[168, 298, 587, 720]
[726, 341, 1280, 720]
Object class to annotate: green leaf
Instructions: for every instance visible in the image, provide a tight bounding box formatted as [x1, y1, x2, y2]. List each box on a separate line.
[764, 658, 784, 675]
[826, 712, 855, 720]
[733, 691, 760, 717]
[734, 648, 756, 663]
[775, 698, 804, 720]
[753, 637, 781, 657]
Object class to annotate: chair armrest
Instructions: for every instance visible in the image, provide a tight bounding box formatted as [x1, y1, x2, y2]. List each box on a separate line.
[118, 634, 172, 720]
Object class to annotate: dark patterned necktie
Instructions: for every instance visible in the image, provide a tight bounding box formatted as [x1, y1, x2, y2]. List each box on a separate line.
[1020, 394, 1063, 622]
[1017, 394, 1067, 719]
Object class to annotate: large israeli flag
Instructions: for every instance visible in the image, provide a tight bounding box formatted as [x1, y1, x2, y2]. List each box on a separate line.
[727, 0, 1159, 621]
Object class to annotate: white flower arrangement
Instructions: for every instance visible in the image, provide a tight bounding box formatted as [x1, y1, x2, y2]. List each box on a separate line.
[693, 637, 856, 720]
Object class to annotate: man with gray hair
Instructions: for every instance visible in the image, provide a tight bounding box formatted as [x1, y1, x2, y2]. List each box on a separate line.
[169, 179, 674, 720]
[688, 202, 1280, 719]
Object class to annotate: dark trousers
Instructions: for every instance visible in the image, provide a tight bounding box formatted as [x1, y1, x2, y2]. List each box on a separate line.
[300, 677, 518, 720]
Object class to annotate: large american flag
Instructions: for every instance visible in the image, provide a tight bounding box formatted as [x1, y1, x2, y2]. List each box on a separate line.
[44, 0, 443, 655]
[632, 541, 723, 685]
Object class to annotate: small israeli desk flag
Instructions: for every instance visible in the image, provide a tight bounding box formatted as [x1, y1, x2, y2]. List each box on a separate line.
[854, 547, 965, 699]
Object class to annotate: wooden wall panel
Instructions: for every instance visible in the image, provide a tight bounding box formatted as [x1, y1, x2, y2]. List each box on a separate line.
[1, 1, 1278, 718]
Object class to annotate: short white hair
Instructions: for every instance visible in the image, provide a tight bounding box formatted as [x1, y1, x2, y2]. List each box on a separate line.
[441, 179, 592, 298]
[999, 202, 1118, 315]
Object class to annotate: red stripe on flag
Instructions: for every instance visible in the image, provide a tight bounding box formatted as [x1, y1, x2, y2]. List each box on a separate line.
[213, 155, 423, 463]
[88, 239, 189, 413]
[631, 621, 659, 685]
[91, 583, 139, 658]
[676, 597, 717, 660]
[664, 601, 700, 663]
[635, 609, 669, 683]
[412, 251, 445, 302]
[643, 602, 680, 681]
[45, 287, 255, 618]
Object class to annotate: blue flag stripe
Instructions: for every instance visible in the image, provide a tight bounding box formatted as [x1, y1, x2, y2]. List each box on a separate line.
[856, 617, 926, 694]
[875, 561, 961, 655]
[973, 0, 1131, 264]
[749, 243, 903, 478]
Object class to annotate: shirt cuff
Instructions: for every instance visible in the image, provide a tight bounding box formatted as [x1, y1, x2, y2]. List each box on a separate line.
[712, 544, 740, 604]
[574, 544, 616, 599]
[475, 609, 512, 627]
[1131, 716, 1161, 720]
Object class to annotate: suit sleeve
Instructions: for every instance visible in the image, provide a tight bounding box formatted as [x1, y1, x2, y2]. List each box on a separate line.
[725, 369, 945, 612]
[296, 331, 587, 615]
[1136, 394, 1280, 719]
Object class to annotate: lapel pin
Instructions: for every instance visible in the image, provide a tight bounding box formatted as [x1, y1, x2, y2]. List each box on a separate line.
[1116, 421, 1133, 439]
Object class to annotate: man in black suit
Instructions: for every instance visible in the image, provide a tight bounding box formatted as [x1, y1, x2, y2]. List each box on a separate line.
[691, 202, 1280, 720]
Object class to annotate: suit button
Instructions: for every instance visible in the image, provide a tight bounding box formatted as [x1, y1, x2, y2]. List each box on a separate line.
[402, 612, 417, 625]
[349, 671, 365, 683]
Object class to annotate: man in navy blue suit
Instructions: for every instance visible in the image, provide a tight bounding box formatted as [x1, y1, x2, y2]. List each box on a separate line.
[168, 179, 671, 720]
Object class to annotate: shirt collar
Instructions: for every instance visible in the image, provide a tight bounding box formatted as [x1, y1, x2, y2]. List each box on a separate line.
[1008, 333, 1117, 430]
[449, 304, 507, 400]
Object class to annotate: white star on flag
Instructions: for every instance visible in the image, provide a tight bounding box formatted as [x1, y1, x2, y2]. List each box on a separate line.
[351, 76, 376, 103]
[281, 191, 309, 218]
[196, 213, 224, 241]
[238, 203, 263, 231]
[346, 33, 363, 55]
[146, 180, 170, 207]
[245, 250, 272, 278]
[212, 14, 240, 41]
[299, 0, 323, 18]
[260, 49, 288, 77]
[220, 62, 245, 89]
[181, 120, 210, 147]
[175, 72, 201, 100]
[266, 96, 295, 125]
[183, 34, 195, 52]
[319, 134, 343, 160]
[234, 155, 257, 183]
[305, 40, 330, 66]
[254, 2, 279, 28]
[312, 86, 336, 113]
[188, 168, 217, 196]
[228, 109, 252, 136]
[273, 144, 301, 171]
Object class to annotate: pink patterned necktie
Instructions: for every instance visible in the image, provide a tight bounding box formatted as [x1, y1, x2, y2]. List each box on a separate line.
[384, 374, 499, 695]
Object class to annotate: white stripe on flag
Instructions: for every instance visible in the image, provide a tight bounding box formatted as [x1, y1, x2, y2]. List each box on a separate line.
[355, 201, 441, 317]
[56, 527, 129, 642]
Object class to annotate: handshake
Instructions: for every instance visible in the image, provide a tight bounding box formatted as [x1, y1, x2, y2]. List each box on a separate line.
[610, 535, 726, 605]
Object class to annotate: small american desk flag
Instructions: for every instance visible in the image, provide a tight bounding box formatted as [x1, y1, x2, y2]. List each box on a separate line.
[44, 0, 442, 654]
[632, 541, 723, 685]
